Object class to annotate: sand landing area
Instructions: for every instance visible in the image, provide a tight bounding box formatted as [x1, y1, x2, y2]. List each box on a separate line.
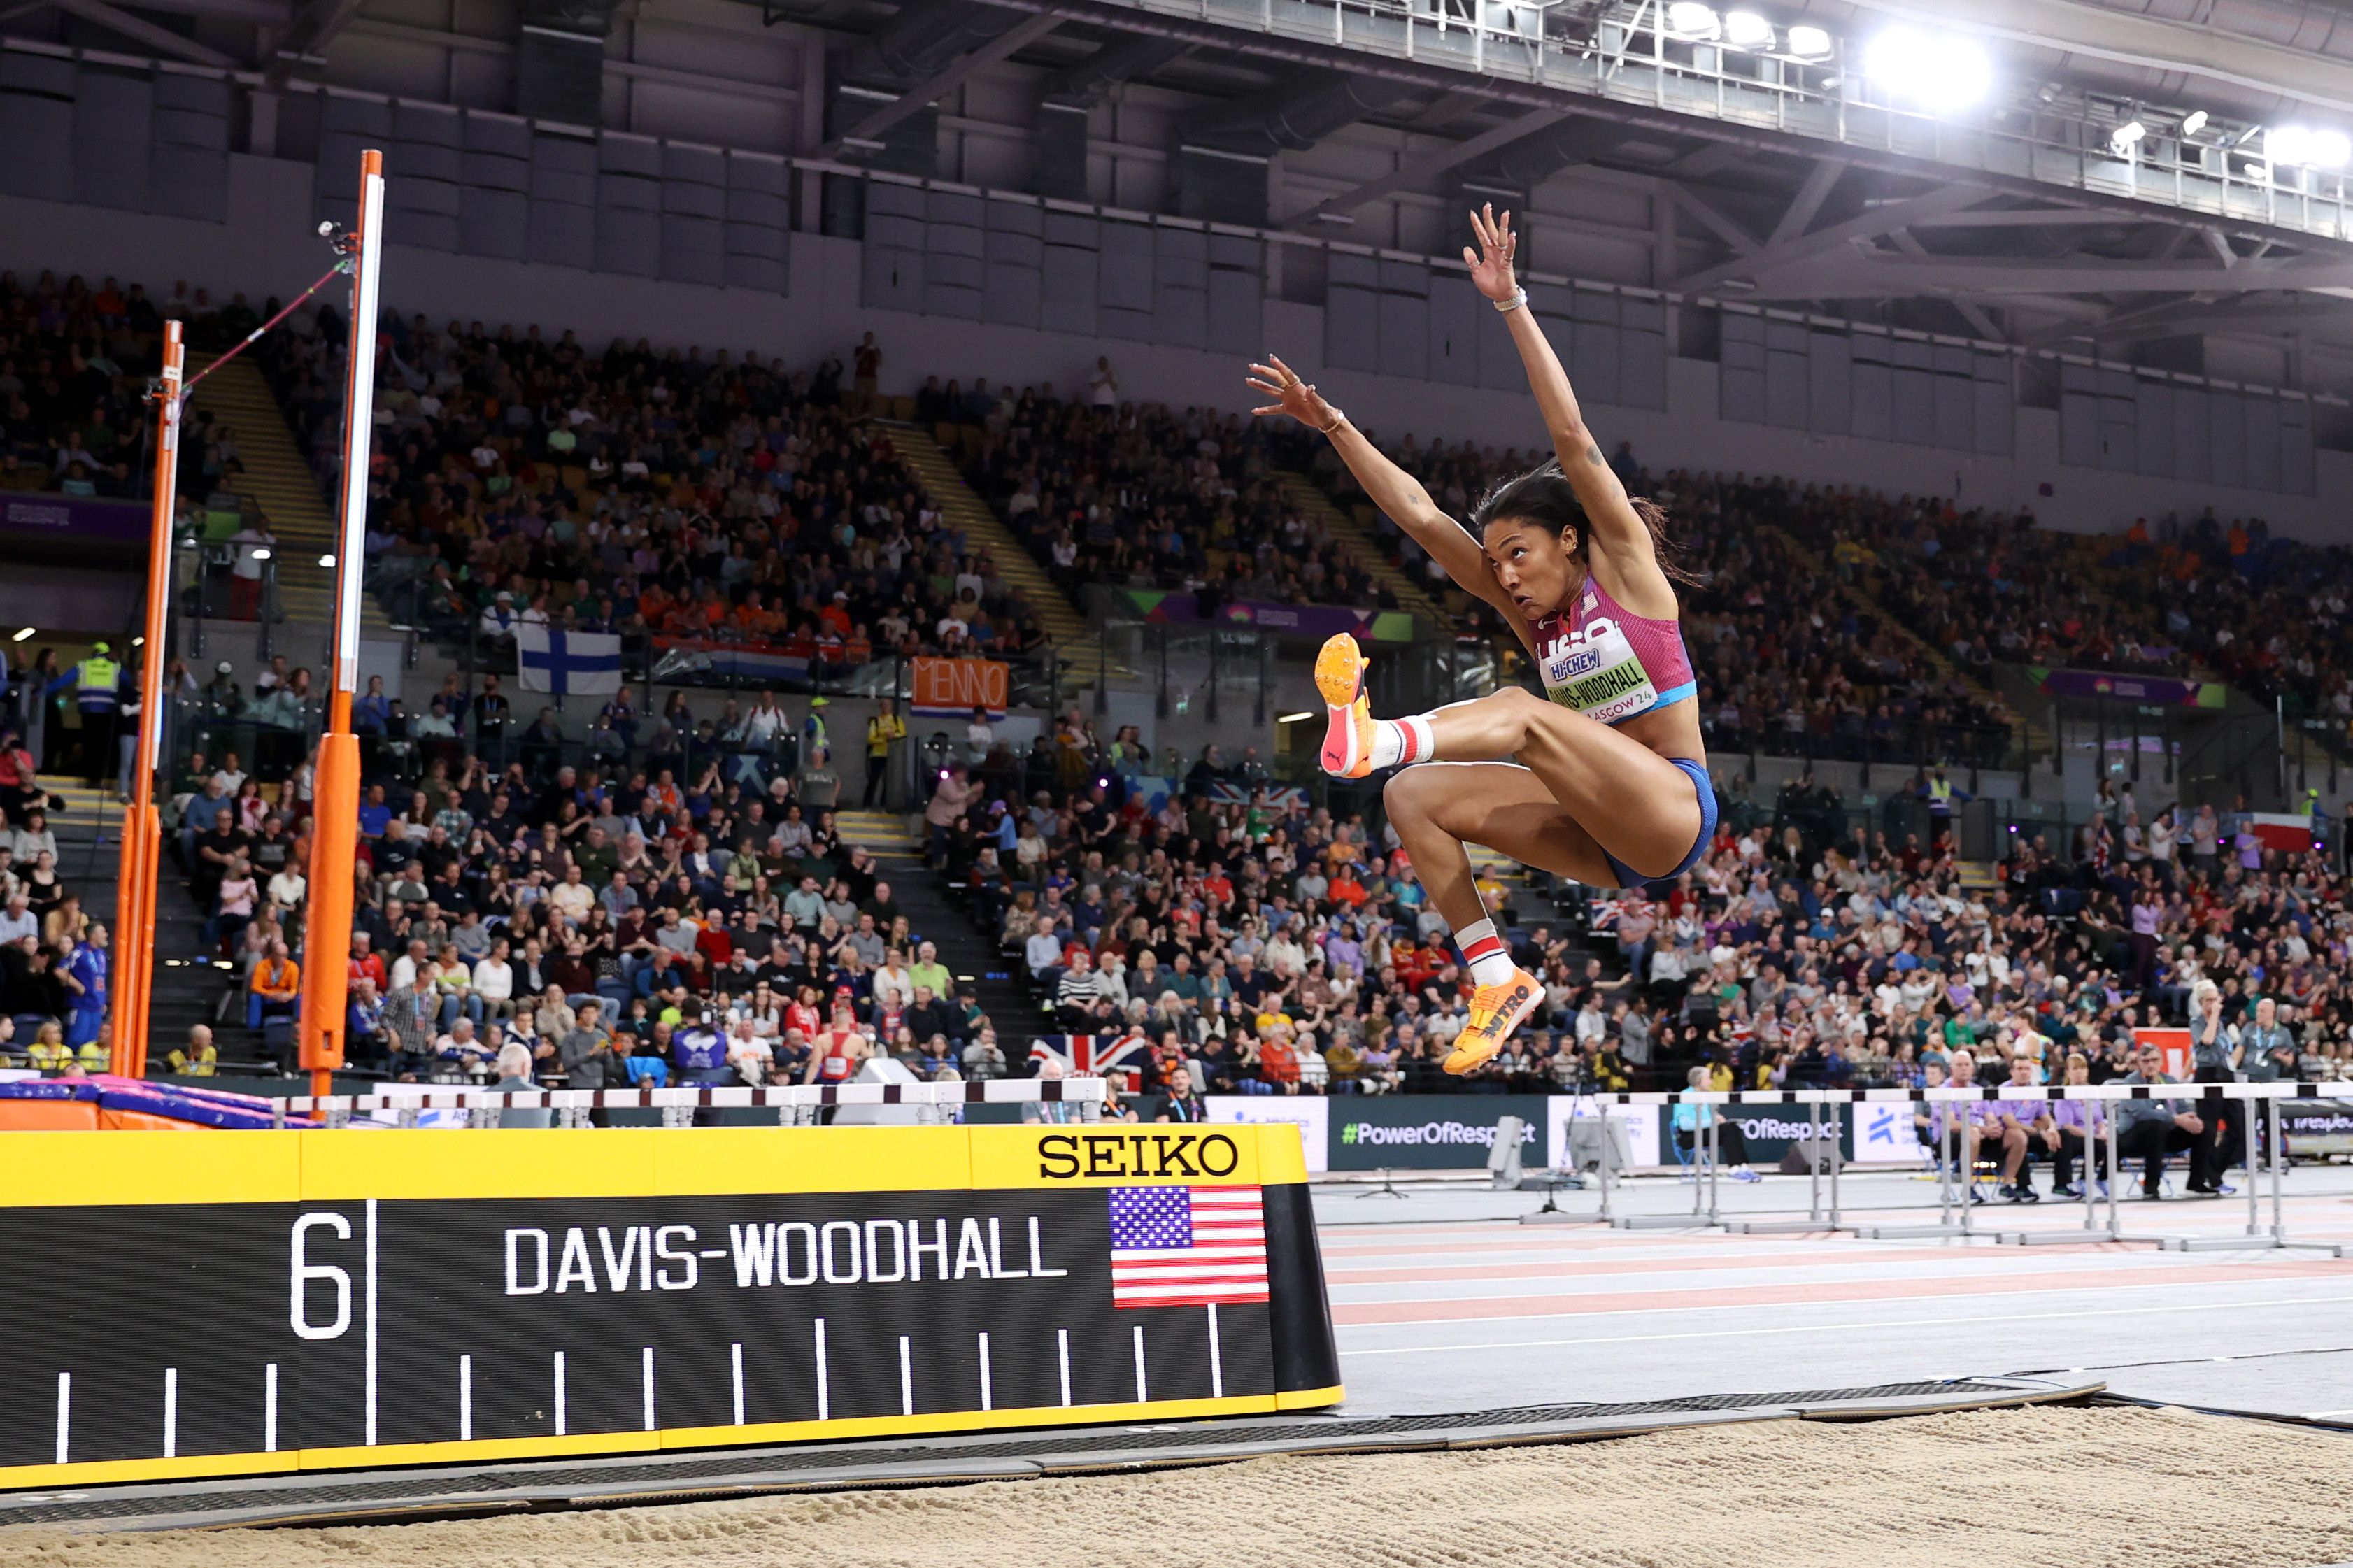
[10, 1405, 2353, 1568]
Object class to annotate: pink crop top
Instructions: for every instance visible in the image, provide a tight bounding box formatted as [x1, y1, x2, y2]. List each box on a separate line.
[1528, 573, 1698, 727]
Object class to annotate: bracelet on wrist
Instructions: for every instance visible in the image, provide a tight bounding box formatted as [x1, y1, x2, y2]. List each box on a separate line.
[1318, 408, 1347, 434]
[1493, 286, 1528, 313]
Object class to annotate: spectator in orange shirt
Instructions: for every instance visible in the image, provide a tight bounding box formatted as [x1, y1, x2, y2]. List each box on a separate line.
[646, 769, 684, 818]
[250, 940, 301, 1025]
[1328, 863, 1369, 908]
[818, 591, 853, 639]
[1256, 1025, 1302, 1093]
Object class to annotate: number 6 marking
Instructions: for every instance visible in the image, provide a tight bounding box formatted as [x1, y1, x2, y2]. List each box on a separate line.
[291, 1212, 353, 1340]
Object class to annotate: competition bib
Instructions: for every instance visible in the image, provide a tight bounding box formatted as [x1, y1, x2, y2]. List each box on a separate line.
[1541, 612, 1660, 726]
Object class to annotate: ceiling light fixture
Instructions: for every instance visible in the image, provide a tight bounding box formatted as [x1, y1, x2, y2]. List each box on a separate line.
[1865, 27, 1991, 109]
[2266, 126, 2350, 168]
[1665, 2, 1720, 40]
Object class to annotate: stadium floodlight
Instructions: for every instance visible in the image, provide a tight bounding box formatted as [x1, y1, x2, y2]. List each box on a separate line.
[2180, 110, 2209, 137]
[319, 553, 337, 568]
[9, 626, 30, 641]
[1666, 2, 1719, 39]
[250, 546, 272, 560]
[2266, 126, 2347, 167]
[1786, 24, 1832, 57]
[2110, 120, 2147, 153]
[1865, 27, 1991, 108]
[1723, 10, 1774, 48]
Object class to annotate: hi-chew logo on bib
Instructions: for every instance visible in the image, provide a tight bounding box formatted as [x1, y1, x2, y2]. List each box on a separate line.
[1541, 611, 1658, 724]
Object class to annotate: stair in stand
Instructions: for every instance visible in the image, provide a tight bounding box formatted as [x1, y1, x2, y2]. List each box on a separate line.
[835, 809, 1041, 1056]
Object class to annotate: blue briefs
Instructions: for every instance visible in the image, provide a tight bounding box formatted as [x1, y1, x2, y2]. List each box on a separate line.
[1601, 757, 1718, 891]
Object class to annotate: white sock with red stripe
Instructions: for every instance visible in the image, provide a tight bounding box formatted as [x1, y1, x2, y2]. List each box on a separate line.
[1453, 917, 1516, 988]
[1364, 713, 1435, 771]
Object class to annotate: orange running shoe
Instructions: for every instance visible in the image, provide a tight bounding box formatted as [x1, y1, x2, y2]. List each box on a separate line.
[1444, 967, 1542, 1075]
[1316, 632, 1374, 778]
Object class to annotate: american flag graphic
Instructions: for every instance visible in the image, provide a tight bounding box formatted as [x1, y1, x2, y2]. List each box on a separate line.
[1107, 1185, 1269, 1308]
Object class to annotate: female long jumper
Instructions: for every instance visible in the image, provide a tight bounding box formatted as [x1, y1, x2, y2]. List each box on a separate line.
[1248, 207, 1716, 1075]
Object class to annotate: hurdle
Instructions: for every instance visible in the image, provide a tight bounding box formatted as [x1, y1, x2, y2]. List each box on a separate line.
[1569, 1083, 2353, 1255]
[2163, 1084, 2349, 1255]
[1856, 1103, 1977, 1241]
[1727, 1098, 1841, 1234]
[1614, 1090, 1727, 1232]
[2006, 1097, 2109, 1247]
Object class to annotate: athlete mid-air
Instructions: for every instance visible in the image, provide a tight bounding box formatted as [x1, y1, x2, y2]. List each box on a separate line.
[1247, 205, 1714, 1074]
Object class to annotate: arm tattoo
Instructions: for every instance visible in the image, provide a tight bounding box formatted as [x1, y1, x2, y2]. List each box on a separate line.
[1584, 443, 1605, 468]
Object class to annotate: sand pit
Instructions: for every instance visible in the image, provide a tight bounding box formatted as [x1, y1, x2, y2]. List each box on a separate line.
[10, 1405, 2353, 1568]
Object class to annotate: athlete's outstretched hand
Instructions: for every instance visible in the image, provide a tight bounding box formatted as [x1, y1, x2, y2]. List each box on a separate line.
[1246, 354, 1338, 430]
[1465, 202, 1519, 303]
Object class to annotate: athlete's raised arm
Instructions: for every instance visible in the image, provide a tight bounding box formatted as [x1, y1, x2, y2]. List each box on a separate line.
[1466, 206, 1676, 618]
[1246, 354, 1528, 642]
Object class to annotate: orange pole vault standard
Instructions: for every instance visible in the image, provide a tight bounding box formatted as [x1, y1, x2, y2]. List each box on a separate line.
[297, 148, 387, 1096]
[109, 320, 184, 1078]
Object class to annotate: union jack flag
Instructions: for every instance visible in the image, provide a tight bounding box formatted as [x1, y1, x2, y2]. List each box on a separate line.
[1029, 1033, 1151, 1092]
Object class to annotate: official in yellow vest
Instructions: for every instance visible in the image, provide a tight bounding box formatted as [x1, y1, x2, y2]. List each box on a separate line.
[68, 642, 122, 790]
[863, 697, 907, 808]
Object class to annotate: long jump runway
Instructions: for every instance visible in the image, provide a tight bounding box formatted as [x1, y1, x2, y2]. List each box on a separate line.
[1319, 1167, 2353, 1423]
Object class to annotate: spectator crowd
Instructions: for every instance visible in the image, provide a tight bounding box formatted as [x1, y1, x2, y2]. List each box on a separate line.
[0, 731, 109, 1074]
[254, 307, 1050, 673]
[947, 379, 1395, 612]
[3, 277, 2351, 1193]
[164, 684, 1009, 1095]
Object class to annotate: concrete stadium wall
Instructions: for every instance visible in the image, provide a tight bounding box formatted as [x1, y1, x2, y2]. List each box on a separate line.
[5, 152, 2348, 543]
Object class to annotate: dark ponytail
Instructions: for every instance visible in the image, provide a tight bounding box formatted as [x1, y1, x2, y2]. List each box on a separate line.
[1467, 460, 1696, 585]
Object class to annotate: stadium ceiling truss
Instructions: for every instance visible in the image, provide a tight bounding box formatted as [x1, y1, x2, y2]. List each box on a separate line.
[749, 0, 2353, 357]
[20, 0, 2353, 357]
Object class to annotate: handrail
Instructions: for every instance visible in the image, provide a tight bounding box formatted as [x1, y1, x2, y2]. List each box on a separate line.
[1058, 0, 2353, 245]
[278, 1076, 1110, 1119]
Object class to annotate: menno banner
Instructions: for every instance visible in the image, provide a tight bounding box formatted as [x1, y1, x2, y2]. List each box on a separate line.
[0, 1125, 1338, 1488]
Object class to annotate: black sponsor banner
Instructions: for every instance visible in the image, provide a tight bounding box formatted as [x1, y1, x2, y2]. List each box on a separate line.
[1326, 1095, 1549, 1171]
[1718, 1105, 1857, 1167]
[0, 1188, 1281, 1476]
[2280, 1099, 2353, 1155]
